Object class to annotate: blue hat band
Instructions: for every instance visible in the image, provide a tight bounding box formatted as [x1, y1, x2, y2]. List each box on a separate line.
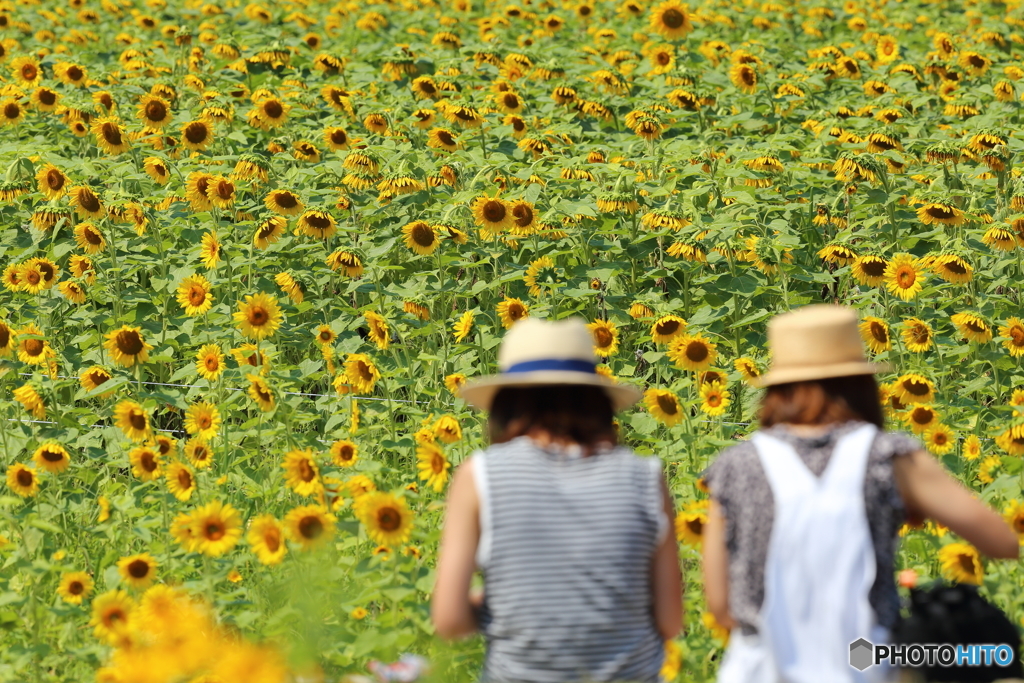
[504, 359, 597, 374]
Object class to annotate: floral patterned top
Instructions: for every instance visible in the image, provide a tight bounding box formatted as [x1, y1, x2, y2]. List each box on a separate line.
[703, 421, 922, 635]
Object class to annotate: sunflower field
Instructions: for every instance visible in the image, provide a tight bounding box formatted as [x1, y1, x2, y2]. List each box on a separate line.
[1, 0, 1024, 678]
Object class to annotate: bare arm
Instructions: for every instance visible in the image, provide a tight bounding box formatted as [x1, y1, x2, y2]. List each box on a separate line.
[652, 475, 684, 640]
[431, 459, 481, 640]
[894, 450, 1019, 559]
[702, 500, 736, 630]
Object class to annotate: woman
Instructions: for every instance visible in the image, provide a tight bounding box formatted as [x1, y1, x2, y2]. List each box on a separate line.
[432, 317, 683, 683]
[702, 305, 1019, 683]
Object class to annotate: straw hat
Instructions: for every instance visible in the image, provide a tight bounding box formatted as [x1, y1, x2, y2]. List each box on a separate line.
[458, 317, 642, 411]
[754, 304, 888, 387]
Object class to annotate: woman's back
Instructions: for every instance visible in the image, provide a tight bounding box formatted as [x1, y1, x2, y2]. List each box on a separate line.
[476, 436, 666, 683]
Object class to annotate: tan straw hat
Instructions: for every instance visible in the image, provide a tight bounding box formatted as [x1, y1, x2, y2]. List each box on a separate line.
[754, 304, 888, 388]
[458, 317, 642, 411]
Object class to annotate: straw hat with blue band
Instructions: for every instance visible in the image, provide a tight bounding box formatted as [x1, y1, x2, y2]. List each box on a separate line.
[457, 317, 643, 412]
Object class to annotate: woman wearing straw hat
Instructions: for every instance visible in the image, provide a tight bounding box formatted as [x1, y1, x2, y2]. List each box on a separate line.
[702, 305, 1019, 683]
[431, 317, 683, 682]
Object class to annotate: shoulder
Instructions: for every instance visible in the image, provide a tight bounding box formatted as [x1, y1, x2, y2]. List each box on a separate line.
[702, 438, 761, 498]
[872, 429, 924, 459]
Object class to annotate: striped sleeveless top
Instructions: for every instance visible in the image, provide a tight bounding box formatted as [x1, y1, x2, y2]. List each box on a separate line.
[472, 436, 667, 683]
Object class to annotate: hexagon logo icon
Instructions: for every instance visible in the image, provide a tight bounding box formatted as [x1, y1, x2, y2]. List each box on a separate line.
[849, 638, 874, 671]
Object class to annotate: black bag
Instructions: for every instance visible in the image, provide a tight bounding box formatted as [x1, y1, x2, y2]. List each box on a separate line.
[892, 582, 1023, 682]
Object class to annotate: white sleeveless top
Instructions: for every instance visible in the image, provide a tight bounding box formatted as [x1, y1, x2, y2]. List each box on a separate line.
[717, 424, 891, 683]
[471, 437, 668, 683]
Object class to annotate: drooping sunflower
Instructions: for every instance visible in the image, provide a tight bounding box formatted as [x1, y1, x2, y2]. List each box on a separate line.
[73, 222, 106, 254]
[978, 455, 1001, 485]
[893, 373, 934, 404]
[116, 553, 158, 589]
[363, 311, 390, 350]
[938, 542, 983, 585]
[164, 461, 196, 502]
[729, 63, 758, 93]
[667, 333, 717, 371]
[427, 127, 460, 152]
[858, 316, 891, 354]
[191, 500, 243, 557]
[104, 325, 152, 367]
[904, 405, 939, 434]
[297, 209, 336, 239]
[434, 415, 462, 443]
[916, 202, 966, 226]
[195, 344, 225, 381]
[246, 373, 275, 412]
[998, 317, 1024, 357]
[699, 382, 731, 417]
[416, 442, 451, 492]
[901, 318, 934, 353]
[282, 449, 321, 496]
[114, 401, 151, 442]
[33, 442, 70, 474]
[883, 253, 925, 301]
[284, 504, 337, 550]
[733, 358, 762, 384]
[6, 463, 40, 498]
[996, 425, 1024, 457]
[344, 353, 381, 394]
[253, 215, 287, 249]
[471, 195, 514, 232]
[950, 312, 992, 343]
[445, 373, 467, 394]
[402, 220, 439, 255]
[645, 388, 683, 427]
[89, 590, 134, 643]
[248, 514, 288, 565]
[180, 120, 213, 151]
[69, 185, 105, 219]
[16, 322, 52, 365]
[850, 255, 888, 287]
[175, 274, 213, 316]
[496, 298, 529, 329]
[57, 572, 94, 605]
[587, 319, 619, 357]
[233, 293, 283, 340]
[930, 254, 973, 284]
[649, 315, 686, 344]
[13, 384, 45, 419]
[649, 0, 692, 39]
[264, 189, 304, 216]
[129, 445, 162, 481]
[356, 492, 414, 546]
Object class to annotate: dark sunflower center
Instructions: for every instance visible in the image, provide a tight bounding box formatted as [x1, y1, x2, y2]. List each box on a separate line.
[927, 206, 954, 219]
[1010, 327, 1024, 345]
[511, 118, 525, 132]
[896, 266, 916, 287]
[215, 181, 233, 199]
[101, 123, 123, 145]
[25, 270, 40, 285]
[657, 52, 671, 65]
[46, 170, 64, 190]
[255, 385, 272, 402]
[116, 330, 144, 355]
[903, 379, 930, 395]
[0, 325, 8, 347]
[966, 320, 986, 333]
[204, 355, 219, 370]
[263, 100, 284, 118]
[264, 527, 281, 551]
[128, 411, 147, 431]
[275, 192, 298, 209]
[68, 581, 84, 595]
[957, 553, 975, 574]
[437, 130, 455, 146]
[128, 559, 150, 578]
[41, 448, 64, 462]
[863, 260, 885, 276]
[594, 328, 613, 347]
[656, 394, 678, 415]
[78, 189, 101, 212]
[911, 408, 933, 424]
[140, 451, 157, 472]
[67, 65, 84, 80]
[686, 518, 703, 535]
[16, 470, 33, 486]
[482, 200, 506, 222]
[741, 68, 755, 85]
[188, 285, 206, 306]
[299, 516, 323, 539]
[945, 260, 967, 275]
[305, 213, 331, 230]
[662, 7, 684, 27]
[870, 322, 888, 343]
[205, 522, 225, 541]
[338, 446, 354, 461]
[178, 469, 192, 489]
[933, 432, 948, 445]
[145, 100, 167, 121]
[39, 89, 57, 105]
[378, 508, 401, 531]
[503, 94, 519, 108]
[184, 122, 209, 144]
[193, 445, 208, 461]
[248, 307, 268, 325]
[512, 204, 533, 227]
[686, 341, 709, 362]
[330, 130, 348, 144]
[298, 458, 315, 482]
[23, 339, 43, 356]
[656, 320, 680, 336]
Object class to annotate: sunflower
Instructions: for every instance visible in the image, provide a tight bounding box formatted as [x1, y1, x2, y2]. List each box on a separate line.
[164, 461, 195, 502]
[938, 543, 983, 585]
[248, 514, 288, 565]
[471, 196, 514, 232]
[72, 221, 106, 253]
[184, 438, 214, 469]
[893, 373, 934, 404]
[904, 405, 939, 434]
[180, 120, 213, 151]
[916, 202, 966, 226]
[69, 185, 105, 219]
[496, 298, 528, 329]
[253, 97, 290, 128]
[11, 56, 41, 86]
[645, 388, 683, 426]
[651, 315, 687, 344]
[445, 374, 467, 395]
[233, 293, 283, 340]
[416, 442, 451, 492]
[923, 423, 955, 456]
[950, 312, 992, 343]
[57, 572, 94, 605]
[0, 321, 12, 357]
[356, 492, 414, 546]
[729, 63, 758, 93]
[183, 402, 220, 442]
[1004, 501, 1024, 545]
[137, 95, 172, 129]
[205, 175, 236, 209]
[185, 172, 214, 212]
[175, 274, 213, 316]
[191, 501, 243, 557]
[930, 254, 973, 284]
[982, 226, 1017, 252]
[649, 0, 692, 39]
[36, 164, 69, 200]
[284, 504, 337, 550]
[962, 434, 982, 461]
[89, 590, 134, 643]
[129, 445, 162, 481]
[901, 318, 934, 353]
[264, 189, 304, 216]
[195, 344, 225, 381]
[282, 449, 321, 496]
[13, 384, 46, 419]
[883, 253, 925, 301]
[7, 463, 39, 497]
[344, 353, 381, 394]
[16, 322, 52, 365]
[33, 442, 70, 474]
[858, 316, 891, 353]
[978, 455, 1001, 485]
[114, 401, 151, 442]
[523, 256, 561, 297]
[0, 98, 23, 126]
[996, 425, 1024, 457]
[427, 127, 460, 152]
[91, 118, 129, 155]
[104, 325, 152, 367]
[675, 503, 708, 547]
[323, 126, 351, 151]
[247, 374, 275, 412]
[116, 553, 158, 589]
[363, 311, 390, 350]
[998, 318, 1024, 357]
[587, 319, 619, 357]
[732, 358, 760, 383]
[253, 216, 287, 249]
[447, 310, 472, 343]
[699, 382, 731, 417]
[850, 255, 887, 287]
[817, 243, 858, 266]
[402, 220, 439, 255]
[667, 333, 717, 371]
[325, 439, 357, 468]
[404, 301, 430, 321]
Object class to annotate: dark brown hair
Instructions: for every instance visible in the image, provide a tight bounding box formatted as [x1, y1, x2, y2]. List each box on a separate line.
[759, 374, 884, 429]
[488, 385, 617, 448]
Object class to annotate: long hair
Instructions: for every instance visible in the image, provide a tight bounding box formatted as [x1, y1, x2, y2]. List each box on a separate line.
[759, 374, 884, 429]
[487, 385, 617, 448]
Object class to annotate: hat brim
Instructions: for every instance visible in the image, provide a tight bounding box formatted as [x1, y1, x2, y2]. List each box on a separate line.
[752, 361, 889, 388]
[458, 370, 642, 412]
